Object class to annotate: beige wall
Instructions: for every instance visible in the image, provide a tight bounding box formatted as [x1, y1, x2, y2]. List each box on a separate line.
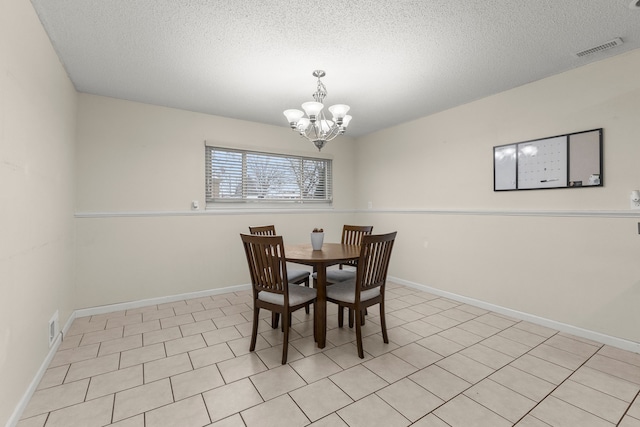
[354, 49, 640, 343]
[74, 94, 358, 308]
[0, 0, 77, 424]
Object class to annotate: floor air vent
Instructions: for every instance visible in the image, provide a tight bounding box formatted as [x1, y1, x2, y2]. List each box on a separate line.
[575, 38, 623, 58]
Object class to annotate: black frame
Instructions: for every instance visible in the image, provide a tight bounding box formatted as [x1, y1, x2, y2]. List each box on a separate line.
[493, 128, 603, 191]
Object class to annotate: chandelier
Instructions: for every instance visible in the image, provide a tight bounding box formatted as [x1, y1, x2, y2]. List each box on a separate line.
[283, 70, 352, 151]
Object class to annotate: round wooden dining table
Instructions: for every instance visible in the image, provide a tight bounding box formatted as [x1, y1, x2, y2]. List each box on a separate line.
[285, 243, 360, 348]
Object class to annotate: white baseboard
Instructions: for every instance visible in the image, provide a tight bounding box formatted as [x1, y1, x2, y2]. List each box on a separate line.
[389, 276, 640, 354]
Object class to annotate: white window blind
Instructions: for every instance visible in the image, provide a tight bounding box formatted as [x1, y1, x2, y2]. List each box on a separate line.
[205, 146, 333, 204]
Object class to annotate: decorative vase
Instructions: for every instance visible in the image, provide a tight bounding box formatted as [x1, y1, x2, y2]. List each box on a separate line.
[310, 232, 324, 250]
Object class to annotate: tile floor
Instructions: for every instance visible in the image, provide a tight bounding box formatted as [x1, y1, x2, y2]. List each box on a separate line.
[17, 282, 640, 427]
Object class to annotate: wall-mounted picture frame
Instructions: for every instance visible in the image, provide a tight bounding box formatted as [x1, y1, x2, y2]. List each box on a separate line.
[494, 128, 603, 191]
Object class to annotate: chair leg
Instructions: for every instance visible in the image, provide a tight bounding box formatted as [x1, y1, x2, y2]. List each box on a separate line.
[380, 300, 389, 344]
[348, 308, 354, 328]
[282, 310, 289, 364]
[272, 312, 280, 329]
[355, 308, 364, 359]
[338, 306, 344, 328]
[250, 307, 259, 351]
[304, 277, 310, 314]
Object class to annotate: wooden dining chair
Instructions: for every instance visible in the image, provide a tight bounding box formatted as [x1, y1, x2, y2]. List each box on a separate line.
[240, 234, 317, 364]
[249, 225, 311, 316]
[324, 225, 373, 284]
[326, 231, 397, 358]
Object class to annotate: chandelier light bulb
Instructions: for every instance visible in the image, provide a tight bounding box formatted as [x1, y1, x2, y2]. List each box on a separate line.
[283, 70, 352, 151]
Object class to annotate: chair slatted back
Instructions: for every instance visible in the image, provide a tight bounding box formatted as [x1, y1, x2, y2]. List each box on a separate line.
[248, 225, 277, 236]
[241, 234, 288, 297]
[356, 232, 397, 293]
[341, 225, 373, 268]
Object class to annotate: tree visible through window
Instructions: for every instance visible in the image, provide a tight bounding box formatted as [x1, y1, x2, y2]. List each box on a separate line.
[205, 146, 332, 203]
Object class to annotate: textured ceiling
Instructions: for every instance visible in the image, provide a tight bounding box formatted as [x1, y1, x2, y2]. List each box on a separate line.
[30, 0, 640, 138]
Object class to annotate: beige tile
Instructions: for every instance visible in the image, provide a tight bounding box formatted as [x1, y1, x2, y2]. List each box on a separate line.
[220, 303, 252, 316]
[498, 327, 547, 348]
[208, 414, 246, 427]
[37, 365, 69, 390]
[65, 353, 120, 382]
[171, 364, 224, 400]
[157, 300, 187, 310]
[49, 343, 99, 368]
[16, 414, 47, 427]
[250, 364, 306, 401]
[386, 326, 422, 346]
[510, 354, 573, 385]
[480, 334, 531, 358]
[173, 302, 205, 316]
[337, 394, 410, 427]
[79, 327, 124, 346]
[416, 334, 464, 356]
[179, 319, 216, 336]
[544, 334, 601, 358]
[528, 344, 588, 370]
[619, 416, 640, 427]
[376, 378, 443, 422]
[203, 298, 232, 309]
[66, 318, 107, 337]
[597, 345, 640, 367]
[324, 342, 373, 369]
[58, 333, 82, 351]
[586, 354, 640, 385]
[203, 378, 263, 423]
[160, 313, 195, 329]
[515, 415, 557, 427]
[513, 321, 558, 338]
[90, 310, 127, 323]
[193, 307, 226, 322]
[329, 364, 388, 401]
[358, 333, 399, 357]
[570, 365, 640, 402]
[437, 327, 483, 347]
[144, 352, 192, 383]
[126, 304, 160, 316]
[436, 353, 494, 384]
[628, 395, 640, 418]
[392, 342, 442, 369]
[123, 319, 161, 337]
[474, 313, 517, 330]
[427, 298, 459, 310]
[97, 334, 142, 356]
[324, 326, 357, 347]
[217, 353, 267, 383]
[213, 313, 249, 329]
[290, 378, 353, 422]
[120, 342, 166, 368]
[113, 378, 173, 421]
[164, 334, 207, 356]
[290, 352, 343, 383]
[241, 394, 309, 427]
[409, 365, 471, 401]
[390, 307, 425, 322]
[308, 413, 349, 426]
[531, 395, 614, 427]
[290, 335, 335, 357]
[408, 302, 442, 317]
[143, 326, 182, 346]
[363, 352, 418, 383]
[227, 334, 271, 356]
[400, 319, 442, 338]
[256, 344, 305, 369]
[464, 378, 536, 422]
[460, 343, 514, 370]
[142, 307, 176, 322]
[439, 308, 477, 323]
[21, 379, 89, 418]
[489, 365, 555, 402]
[457, 319, 501, 338]
[236, 318, 273, 337]
[202, 326, 243, 345]
[106, 313, 142, 329]
[410, 414, 450, 427]
[86, 365, 143, 400]
[189, 342, 235, 369]
[434, 394, 512, 427]
[145, 395, 210, 427]
[552, 379, 628, 423]
[43, 394, 113, 427]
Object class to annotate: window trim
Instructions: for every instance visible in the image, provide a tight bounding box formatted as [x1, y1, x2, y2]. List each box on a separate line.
[205, 145, 333, 207]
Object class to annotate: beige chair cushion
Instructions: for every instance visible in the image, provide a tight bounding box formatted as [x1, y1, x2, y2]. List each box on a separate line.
[258, 284, 316, 306]
[312, 269, 355, 283]
[325, 279, 380, 304]
[288, 269, 310, 283]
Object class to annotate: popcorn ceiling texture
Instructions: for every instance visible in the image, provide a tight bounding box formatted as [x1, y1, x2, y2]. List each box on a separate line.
[31, 0, 640, 137]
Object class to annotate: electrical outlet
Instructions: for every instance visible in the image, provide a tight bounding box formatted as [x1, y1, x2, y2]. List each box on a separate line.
[631, 191, 640, 210]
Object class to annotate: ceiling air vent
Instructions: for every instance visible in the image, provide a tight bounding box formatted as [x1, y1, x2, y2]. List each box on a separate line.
[575, 38, 623, 58]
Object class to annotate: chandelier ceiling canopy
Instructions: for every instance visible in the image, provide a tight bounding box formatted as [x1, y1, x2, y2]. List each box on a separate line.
[283, 70, 352, 151]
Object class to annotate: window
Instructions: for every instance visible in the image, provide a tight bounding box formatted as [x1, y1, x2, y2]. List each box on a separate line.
[205, 146, 333, 204]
